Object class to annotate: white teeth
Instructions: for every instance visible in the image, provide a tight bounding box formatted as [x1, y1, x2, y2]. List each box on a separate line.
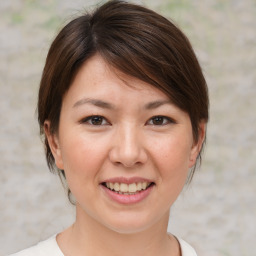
[105, 182, 151, 193]
[128, 183, 137, 193]
[114, 183, 119, 191]
[120, 183, 128, 193]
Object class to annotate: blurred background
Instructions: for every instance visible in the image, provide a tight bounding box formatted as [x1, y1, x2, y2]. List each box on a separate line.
[0, 0, 255, 255]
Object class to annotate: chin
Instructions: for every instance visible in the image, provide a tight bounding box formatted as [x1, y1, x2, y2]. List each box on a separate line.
[101, 211, 166, 235]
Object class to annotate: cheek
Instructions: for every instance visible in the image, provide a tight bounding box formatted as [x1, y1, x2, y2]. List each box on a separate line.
[149, 135, 192, 177]
[59, 134, 109, 181]
[147, 136, 192, 211]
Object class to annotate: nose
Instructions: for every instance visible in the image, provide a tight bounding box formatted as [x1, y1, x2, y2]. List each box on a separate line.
[109, 125, 148, 168]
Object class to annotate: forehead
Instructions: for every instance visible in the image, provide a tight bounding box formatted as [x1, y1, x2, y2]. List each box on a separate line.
[64, 54, 171, 105]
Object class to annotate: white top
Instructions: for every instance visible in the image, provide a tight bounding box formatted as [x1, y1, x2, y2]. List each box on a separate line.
[9, 235, 197, 256]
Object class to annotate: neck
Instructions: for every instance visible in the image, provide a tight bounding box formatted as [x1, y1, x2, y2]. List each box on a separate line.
[57, 205, 180, 256]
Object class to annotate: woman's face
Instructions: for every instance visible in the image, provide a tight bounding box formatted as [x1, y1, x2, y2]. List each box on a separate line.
[46, 54, 204, 234]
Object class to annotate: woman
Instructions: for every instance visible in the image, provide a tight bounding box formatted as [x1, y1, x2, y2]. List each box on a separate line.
[11, 0, 208, 255]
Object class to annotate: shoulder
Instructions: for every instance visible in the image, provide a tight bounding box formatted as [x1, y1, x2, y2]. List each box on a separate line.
[176, 237, 198, 256]
[8, 235, 64, 256]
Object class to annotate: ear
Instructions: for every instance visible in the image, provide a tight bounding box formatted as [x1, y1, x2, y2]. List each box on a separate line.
[44, 120, 64, 170]
[188, 121, 206, 168]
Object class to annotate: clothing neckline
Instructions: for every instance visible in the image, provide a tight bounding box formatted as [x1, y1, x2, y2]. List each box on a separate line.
[53, 233, 197, 256]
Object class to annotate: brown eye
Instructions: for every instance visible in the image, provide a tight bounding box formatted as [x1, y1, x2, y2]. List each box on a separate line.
[147, 116, 173, 126]
[81, 115, 109, 125]
[91, 116, 104, 125]
[152, 116, 165, 125]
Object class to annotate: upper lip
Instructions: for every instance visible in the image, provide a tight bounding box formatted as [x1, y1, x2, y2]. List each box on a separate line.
[101, 176, 154, 184]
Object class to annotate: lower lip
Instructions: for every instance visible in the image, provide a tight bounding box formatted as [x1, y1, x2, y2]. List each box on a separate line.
[101, 184, 154, 205]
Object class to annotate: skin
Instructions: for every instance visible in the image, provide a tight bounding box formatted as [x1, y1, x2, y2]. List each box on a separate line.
[45, 54, 206, 256]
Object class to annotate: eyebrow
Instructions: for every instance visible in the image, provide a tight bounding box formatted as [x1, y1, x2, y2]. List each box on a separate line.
[73, 98, 172, 110]
[144, 100, 173, 109]
[73, 98, 114, 109]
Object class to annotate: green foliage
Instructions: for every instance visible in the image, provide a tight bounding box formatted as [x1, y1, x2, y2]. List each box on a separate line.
[42, 16, 61, 29]
[11, 13, 24, 24]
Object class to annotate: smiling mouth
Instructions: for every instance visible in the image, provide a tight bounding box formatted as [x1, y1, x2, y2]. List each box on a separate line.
[102, 182, 154, 195]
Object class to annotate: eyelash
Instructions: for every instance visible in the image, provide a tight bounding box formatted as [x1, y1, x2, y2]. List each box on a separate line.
[80, 115, 175, 127]
[146, 116, 175, 126]
[80, 115, 109, 126]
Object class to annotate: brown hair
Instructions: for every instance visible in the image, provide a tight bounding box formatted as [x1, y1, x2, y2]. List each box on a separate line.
[38, 0, 209, 184]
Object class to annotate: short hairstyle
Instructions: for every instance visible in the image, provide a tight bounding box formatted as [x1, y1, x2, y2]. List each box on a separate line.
[38, 0, 209, 184]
